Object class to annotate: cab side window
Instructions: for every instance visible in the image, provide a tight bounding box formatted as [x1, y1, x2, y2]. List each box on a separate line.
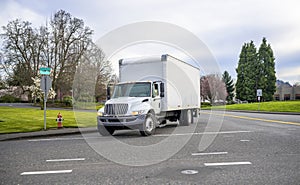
[153, 84, 159, 97]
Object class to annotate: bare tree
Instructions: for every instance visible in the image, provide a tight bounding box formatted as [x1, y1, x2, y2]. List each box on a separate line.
[200, 75, 210, 102]
[48, 10, 93, 100]
[73, 43, 112, 103]
[201, 74, 227, 104]
[1, 10, 113, 102]
[1, 20, 47, 94]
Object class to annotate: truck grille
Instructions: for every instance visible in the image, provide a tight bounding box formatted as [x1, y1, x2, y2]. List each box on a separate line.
[104, 104, 128, 115]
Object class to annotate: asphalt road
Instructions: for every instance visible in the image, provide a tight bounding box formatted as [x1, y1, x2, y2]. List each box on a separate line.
[0, 110, 299, 185]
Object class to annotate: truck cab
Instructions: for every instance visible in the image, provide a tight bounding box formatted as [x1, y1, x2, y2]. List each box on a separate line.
[97, 81, 164, 136]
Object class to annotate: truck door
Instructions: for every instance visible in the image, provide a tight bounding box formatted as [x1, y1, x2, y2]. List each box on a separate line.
[151, 82, 161, 114]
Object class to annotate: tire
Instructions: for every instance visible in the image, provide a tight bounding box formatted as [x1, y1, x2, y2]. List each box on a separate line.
[98, 125, 115, 136]
[192, 109, 199, 124]
[179, 109, 192, 126]
[140, 113, 156, 136]
[189, 109, 194, 124]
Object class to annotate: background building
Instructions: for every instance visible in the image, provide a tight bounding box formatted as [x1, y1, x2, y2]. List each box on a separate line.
[274, 80, 300, 100]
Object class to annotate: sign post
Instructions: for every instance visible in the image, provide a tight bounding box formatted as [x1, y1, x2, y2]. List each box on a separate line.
[257, 89, 262, 111]
[40, 68, 52, 130]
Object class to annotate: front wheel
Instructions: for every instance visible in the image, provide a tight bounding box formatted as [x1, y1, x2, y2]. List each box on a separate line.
[140, 113, 156, 136]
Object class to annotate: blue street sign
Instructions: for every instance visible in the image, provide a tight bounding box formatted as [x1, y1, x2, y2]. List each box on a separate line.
[40, 67, 51, 75]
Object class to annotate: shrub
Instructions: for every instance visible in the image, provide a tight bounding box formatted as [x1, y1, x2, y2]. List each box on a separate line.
[63, 96, 73, 107]
[0, 94, 20, 103]
[201, 102, 211, 108]
[227, 100, 235, 105]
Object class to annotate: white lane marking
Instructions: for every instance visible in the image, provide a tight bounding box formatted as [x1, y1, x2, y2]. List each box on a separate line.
[192, 152, 228, 156]
[204, 161, 252, 167]
[240, 140, 250, 142]
[46, 158, 85, 162]
[155, 130, 251, 137]
[181, 170, 199, 175]
[21, 170, 72, 175]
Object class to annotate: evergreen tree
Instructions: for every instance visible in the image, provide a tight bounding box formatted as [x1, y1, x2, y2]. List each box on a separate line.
[222, 70, 234, 102]
[236, 41, 258, 102]
[236, 38, 276, 102]
[246, 41, 258, 102]
[235, 44, 246, 101]
[258, 38, 276, 101]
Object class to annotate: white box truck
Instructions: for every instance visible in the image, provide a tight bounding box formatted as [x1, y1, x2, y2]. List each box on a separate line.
[97, 54, 200, 136]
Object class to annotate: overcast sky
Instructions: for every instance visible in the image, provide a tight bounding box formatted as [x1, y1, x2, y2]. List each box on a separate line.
[1, 0, 299, 84]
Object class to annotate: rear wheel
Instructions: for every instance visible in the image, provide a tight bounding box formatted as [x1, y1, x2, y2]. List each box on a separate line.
[179, 109, 192, 126]
[98, 125, 115, 136]
[140, 113, 156, 136]
[192, 109, 200, 123]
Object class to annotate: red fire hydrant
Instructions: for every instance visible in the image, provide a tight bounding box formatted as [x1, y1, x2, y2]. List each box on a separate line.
[56, 112, 63, 129]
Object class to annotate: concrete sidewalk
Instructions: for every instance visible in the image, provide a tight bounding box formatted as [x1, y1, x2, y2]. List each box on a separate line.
[0, 127, 97, 141]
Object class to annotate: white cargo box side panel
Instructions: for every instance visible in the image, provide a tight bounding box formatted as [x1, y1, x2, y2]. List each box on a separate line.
[119, 58, 163, 82]
[165, 56, 200, 111]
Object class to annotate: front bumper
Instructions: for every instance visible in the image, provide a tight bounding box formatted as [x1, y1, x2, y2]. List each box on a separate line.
[97, 114, 146, 130]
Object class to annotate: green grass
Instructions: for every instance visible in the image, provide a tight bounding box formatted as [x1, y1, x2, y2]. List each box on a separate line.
[0, 106, 98, 134]
[204, 101, 300, 112]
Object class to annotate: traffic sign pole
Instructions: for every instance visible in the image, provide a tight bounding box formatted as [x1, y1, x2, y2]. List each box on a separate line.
[257, 89, 262, 111]
[44, 76, 47, 130]
[44, 94, 47, 130]
[40, 67, 52, 131]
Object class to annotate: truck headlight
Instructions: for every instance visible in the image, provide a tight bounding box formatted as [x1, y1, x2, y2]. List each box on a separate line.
[97, 111, 104, 116]
[131, 110, 146, 116]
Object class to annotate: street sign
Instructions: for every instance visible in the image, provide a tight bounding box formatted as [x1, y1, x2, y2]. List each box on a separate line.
[257, 89, 262, 97]
[40, 75, 52, 131]
[257, 89, 262, 110]
[41, 76, 52, 97]
[40, 67, 51, 75]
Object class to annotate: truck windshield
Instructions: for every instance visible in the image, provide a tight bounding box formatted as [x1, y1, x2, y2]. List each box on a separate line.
[111, 82, 151, 98]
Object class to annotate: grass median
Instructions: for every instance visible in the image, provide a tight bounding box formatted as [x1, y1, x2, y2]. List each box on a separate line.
[203, 101, 300, 112]
[0, 106, 98, 134]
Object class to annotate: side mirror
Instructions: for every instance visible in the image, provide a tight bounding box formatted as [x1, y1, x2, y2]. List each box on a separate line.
[106, 86, 111, 100]
[160, 83, 165, 97]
